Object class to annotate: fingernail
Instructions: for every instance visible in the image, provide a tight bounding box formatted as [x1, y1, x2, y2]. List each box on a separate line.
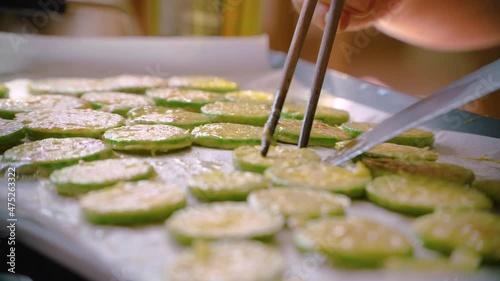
[346, 0, 373, 14]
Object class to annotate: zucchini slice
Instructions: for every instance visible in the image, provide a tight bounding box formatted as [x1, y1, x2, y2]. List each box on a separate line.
[282, 104, 349, 126]
[166, 202, 284, 245]
[341, 122, 434, 148]
[167, 241, 285, 281]
[0, 95, 90, 119]
[224, 90, 274, 104]
[80, 92, 154, 117]
[413, 211, 500, 262]
[473, 180, 500, 205]
[232, 145, 321, 173]
[100, 74, 167, 94]
[127, 106, 210, 129]
[28, 78, 105, 96]
[248, 188, 350, 227]
[336, 141, 439, 161]
[361, 158, 475, 185]
[294, 217, 412, 268]
[0, 119, 25, 150]
[15, 109, 125, 139]
[146, 88, 225, 112]
[167, 76, 238, 93]
[265, 162, 371, 198]
[80, 181, 186, 225]
[50, 159, 156, 196]
[102, 124, 191, 153]
[276, 119, 351, 148]
[201, 101, 270, 126]
[188, 170, 268, 202]
[366, 176, 492, 215]
[191, 123, 262, 149]
[0, 84, 9, 98]
[2, 138, 112, 175]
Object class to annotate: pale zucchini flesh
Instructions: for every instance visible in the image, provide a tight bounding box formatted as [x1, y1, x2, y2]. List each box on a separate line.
[50, 159, 156, 196]
[281, 104, 349, 126]
[80, 92, 154, 116]
[337, 141, 439, 161]
[15, 109, 125, 139]
[146, 88, 225, 111]
[166, 202, 284, 245]
[2, 138, 112, 174]
[80, 181, 186, 225]
[341, 122, 434, 148]
[362, 158, 475, 185]
[102, 124, 191, 152]
[188, 170, 268, 202]
[232, 145, 321, 173]
[28, 78, 106, 96]
[0, 119, 25, 149]
[0, 95, 90, 119]
[366, 176, 492, 215]
[276, 119, 351, 148]
[191, 123, 262, 149]
[201, 101, 270, 126]
[167, 76, 238, 93]
[224, 90, 274, 104]
[99, 74, 167, 94]
[413, 211, 500, 262]
[294, 217, 412, 268]
[127, 106, 210, 129]
[167, 241, 285, 281]
[264, 162, 371, 198]
[248, 188, 350, 227]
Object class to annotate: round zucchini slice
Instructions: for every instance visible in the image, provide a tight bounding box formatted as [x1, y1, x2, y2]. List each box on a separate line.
[15, 109, 125, 139]
[366, 176, 492, 215]
[341, 122, 434, 148]
[2, 138, 112, 175]
[191, 123, 262, 149]
[0, 119, 25, 150]
[276, 119, 351, 148]
[166, 202, 284, 245]
[102, 124, 191, 153]
[28, 78, 105, 96]
[473, 180, 500, 205]
[248, 188, 350, 227]
[100, 74, 167, 94]
[167, 76, 238, 93]
[167, 241, 285, 281]
[294, 217, 412, 268]
[361, 158, 475, 185]
[0, 95, 89, 119]
[282, 104, 349, 126]
[50, 159, 156, 196]
[224, 90, 274, 104]
[336, 142, 439, 161]
[127, 106, 210, 129]
[201, 101, 270, 126]
[413, 211, 500, 262]
[265, 162, 371, 198]
[0, 84, 9, 98]
[80, 181, 186, 225]
[80, 92, 154, 116]
[232, 145, 321, 173]
[146, 88, 225, 112]
[188, 170, 268, 202]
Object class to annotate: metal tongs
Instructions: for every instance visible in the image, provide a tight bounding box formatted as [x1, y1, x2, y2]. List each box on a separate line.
[260, 0, 500, 164]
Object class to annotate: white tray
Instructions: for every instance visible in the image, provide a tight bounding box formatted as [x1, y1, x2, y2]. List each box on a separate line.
[0, 34, 499, 281]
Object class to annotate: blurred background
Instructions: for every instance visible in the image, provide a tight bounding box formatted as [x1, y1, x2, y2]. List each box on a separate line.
[0, 0, 498, 117]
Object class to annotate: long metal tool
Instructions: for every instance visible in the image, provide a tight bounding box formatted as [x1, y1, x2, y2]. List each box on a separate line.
[326, 59, 500, 165]
[260, 0, 319, 156]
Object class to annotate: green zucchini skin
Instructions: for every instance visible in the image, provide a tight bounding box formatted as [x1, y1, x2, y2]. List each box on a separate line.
[281, 105, 349, 126]
[146, 88, 225, 112]
[191, 123, 262, 150]
[361, 158, 475, 185]
[166, 76, 239, 93]
[0, 119, 25, 151]
[473, 180, 500, 205]
[366, 176, 492, 216]
[127, 106, 210, 130]
[275, 119, 351, 148]
[336, 142, 439, 162]
[80, 92, 155, 117]
[341, 122, 435, 148]
[0, 84, 9, 98]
